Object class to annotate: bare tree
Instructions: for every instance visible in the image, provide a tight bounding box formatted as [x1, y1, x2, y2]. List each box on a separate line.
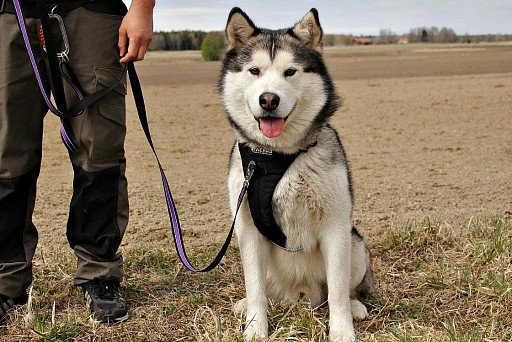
[435, 27, 457, 43]
[379, 29, 397, 44]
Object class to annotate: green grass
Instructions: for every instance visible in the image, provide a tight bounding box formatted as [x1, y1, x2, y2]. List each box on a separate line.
[1, 217, 510, 341]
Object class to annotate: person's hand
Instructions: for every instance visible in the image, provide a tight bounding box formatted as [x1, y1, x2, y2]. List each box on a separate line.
[119, 0, 155, 63]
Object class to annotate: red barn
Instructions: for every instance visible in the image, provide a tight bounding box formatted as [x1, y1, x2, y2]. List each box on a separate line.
[351, 37, 375, 45]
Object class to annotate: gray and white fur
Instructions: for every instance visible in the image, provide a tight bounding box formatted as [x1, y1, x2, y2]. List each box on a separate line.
[220, 8, 375, 341]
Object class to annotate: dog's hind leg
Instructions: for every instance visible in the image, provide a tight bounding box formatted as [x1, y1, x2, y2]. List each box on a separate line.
[303, 282, 327, 308]
[349, 228, 375, 321]
[350, 228, 375, 295]
[355, 246, 376, 296]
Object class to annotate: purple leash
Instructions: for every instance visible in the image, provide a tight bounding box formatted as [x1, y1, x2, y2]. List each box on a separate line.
[14, 0, 254, 272]
[127, 64, 256, 272]
[13, 0, 128, 153]
[12, 0, 80, 152]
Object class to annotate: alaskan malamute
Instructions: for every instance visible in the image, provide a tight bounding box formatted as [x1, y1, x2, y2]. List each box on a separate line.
[220, 8, 375, 341]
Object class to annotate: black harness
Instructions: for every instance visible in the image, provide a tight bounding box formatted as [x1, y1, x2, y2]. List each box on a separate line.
[239, 143, 306, 250]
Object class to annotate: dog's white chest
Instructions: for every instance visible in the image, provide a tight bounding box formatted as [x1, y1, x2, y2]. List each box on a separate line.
[272, 155, 350, 251]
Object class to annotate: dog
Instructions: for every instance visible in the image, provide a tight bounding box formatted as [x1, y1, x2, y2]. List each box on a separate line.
[220, 8, 375, 341]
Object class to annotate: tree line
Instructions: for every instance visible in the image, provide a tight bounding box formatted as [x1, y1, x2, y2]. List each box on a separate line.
[407, 27, 458, 43]
[148, 31, 210, 51]
[148, 29, 511, 52]
[380, 27, 510, 44]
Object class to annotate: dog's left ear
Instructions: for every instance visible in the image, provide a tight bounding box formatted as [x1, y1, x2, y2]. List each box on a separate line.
[292, 8, 323, 51]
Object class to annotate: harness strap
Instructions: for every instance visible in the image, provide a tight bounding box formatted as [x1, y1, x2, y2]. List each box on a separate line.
[238, 143, 303, 252]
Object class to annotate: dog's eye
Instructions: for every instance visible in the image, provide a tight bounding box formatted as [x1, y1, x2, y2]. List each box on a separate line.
[249, 68, 261, 76]
[284, 68, 297, 77]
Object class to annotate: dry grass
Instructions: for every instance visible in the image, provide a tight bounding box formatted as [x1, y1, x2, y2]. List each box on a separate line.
[1, 216, 511, 341]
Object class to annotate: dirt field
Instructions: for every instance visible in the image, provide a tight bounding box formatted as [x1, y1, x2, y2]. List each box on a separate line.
[34, 43, 512, 244]
[2, 44, 512, 341]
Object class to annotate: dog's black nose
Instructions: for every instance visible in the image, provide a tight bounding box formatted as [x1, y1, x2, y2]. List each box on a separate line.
[259, 93, 280, 111]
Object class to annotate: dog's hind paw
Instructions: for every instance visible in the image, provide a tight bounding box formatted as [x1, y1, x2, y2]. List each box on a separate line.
[234, 298, 247, 315]
[350, 299, 368, 321]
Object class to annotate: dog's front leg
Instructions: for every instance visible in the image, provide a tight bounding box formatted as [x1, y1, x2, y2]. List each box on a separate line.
[238, 224, 269, 340]
[321, 224, 355, 342]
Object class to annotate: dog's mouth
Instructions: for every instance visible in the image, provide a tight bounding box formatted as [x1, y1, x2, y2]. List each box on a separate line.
[258, 117, 286, 138]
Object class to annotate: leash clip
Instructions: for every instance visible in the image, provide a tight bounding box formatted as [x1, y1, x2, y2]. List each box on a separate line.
[45, 6, 70, 62]
[245, 161, 256, 182]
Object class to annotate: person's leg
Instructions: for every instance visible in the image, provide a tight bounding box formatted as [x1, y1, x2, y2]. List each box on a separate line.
[62, 6, 129, 291]
[0, 13, 47, 303]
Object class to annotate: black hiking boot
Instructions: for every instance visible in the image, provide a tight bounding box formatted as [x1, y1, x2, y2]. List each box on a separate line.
[81, 279, 128, 324]
[0, 293, 28, 325]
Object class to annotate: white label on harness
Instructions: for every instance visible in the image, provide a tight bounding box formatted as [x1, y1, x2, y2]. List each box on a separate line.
[251, 147, 273, 156]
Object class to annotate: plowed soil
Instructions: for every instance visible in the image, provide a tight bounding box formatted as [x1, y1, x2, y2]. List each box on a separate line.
[35, 44, 512, 247]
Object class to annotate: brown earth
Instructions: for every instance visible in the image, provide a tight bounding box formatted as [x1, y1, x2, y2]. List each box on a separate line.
[2, 42, 511, 341]
[35, 44, 512, 248]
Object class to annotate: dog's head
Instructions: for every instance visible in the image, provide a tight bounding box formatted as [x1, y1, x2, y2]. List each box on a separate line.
[220, 8, 341, 152]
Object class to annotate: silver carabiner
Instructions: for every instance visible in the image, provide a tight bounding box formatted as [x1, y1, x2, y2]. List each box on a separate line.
[47, 6, 70, 62]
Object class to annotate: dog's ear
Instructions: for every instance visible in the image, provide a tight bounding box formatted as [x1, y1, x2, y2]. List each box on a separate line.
[291, 8, 323, 51]
[225, 8, 258, 51]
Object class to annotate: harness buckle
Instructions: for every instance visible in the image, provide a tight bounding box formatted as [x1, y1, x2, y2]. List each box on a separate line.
[245, 161, 256, 182]
[45, 6, 71, 62]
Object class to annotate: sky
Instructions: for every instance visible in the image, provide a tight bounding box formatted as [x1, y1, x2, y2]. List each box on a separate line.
[123, 0, 511, 35]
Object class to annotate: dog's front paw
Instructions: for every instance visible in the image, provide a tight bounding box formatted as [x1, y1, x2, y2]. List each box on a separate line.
[244, 324, 268, 341]
[244, 311, 268, 341]
[329, 315, 356, 342]
[329, 331, 356, 342]
[350, 299, 368, 321]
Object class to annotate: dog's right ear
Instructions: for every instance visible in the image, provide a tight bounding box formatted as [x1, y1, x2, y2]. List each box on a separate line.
[225, 8, 258, 51]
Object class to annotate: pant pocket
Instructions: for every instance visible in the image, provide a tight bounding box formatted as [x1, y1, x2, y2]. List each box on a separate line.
[91, 67, 127, 164]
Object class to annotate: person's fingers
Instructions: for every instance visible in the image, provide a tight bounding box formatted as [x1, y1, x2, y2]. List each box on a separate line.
[136, 45, 147, 61]
[120, 37, 140, 63]
[118, 27, 128, 58]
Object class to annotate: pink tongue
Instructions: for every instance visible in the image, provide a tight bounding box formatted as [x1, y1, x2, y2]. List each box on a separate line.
[259, 117, 285, 138]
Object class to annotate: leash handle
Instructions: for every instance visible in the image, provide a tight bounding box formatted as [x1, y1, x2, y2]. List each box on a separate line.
[13, 0, 63, 115]
[13, 0, 78, 151]
[127, 63, 248, 272]
[13, 0, 127, 119]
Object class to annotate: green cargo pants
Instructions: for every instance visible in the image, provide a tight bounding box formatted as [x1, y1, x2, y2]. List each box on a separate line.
[0, 6, 129, 298]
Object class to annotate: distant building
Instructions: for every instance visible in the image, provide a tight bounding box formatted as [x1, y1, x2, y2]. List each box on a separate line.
[351, 37, 375, 45]
[398, 35, 409, 44]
